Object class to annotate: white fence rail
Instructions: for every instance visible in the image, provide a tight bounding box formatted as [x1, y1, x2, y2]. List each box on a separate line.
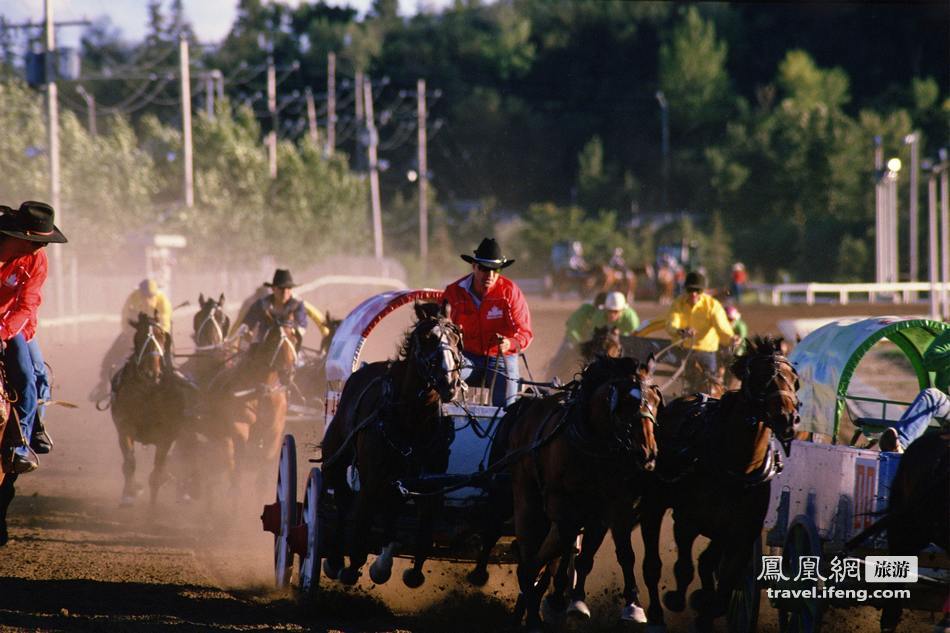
[750, 281, 950, 307]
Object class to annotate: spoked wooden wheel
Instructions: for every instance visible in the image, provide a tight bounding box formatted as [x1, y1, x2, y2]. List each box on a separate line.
[297, 467, 323, 601]
[727, 533, 763, 633]
[778, 516, 823, 633]
[273, 434, 298, 588]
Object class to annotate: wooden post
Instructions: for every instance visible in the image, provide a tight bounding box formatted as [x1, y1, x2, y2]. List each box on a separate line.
[364, 77, 383, 260]
[305, 87, 319, 147]
[417, 79, 428, 268]
[180, 35, 194, 207]
[326, 52, 336, 156]
[267, 57, 277, 178]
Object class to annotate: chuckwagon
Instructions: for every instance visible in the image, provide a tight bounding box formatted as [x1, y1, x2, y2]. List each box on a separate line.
[729, 317, 949, 633]
[261, 289, 520, 598]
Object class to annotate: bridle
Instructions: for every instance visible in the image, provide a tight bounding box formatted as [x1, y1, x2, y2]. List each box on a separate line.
[410, 318, 464, 398]
[195, 303, 227, 350]
[134, 321, 166, 378]
[737, 353, 800, 452]
[261, 320, 299, 370]
[604, 377, 661, 456]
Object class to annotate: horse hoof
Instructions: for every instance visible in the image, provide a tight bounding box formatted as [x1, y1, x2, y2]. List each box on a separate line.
[402, 568, 425, 588]
[621, 602, 647, 623]
[688, 588, 712, 612]
[369, 561, 392, 585]
[663, 590, 686, 613]
[338, 567, 361, 586]
[541, 595, 567, 623]
[466, 567, 489, 587]
[322, 560, 342, 581]
[566, 599, 591, 619]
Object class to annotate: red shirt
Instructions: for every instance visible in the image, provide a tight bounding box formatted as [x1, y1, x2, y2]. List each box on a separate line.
[0, 249, 47, 341]
[443, 274, 533, 356]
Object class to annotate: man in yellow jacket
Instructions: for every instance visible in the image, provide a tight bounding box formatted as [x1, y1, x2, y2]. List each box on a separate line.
[665, 271, 737, 391]
[90, 279, 173, 400]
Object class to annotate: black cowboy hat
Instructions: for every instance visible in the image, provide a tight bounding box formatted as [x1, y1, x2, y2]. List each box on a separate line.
[0, 201, 67, 244]
[265, 269, 297, 288]
[684, 271, 706, 291]
[460, 237, 514, 270]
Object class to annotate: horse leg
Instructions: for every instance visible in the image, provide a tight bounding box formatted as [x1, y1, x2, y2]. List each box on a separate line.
[468, 481, 512, 586]
[403, 495, 438, 588]
[614, 510, 647, 623]
[665, 516, 699, 613]
[641, 501, 667, 631]
[698, 539, 746, 633]
[340, 480, 381, 586]
[117, 430, 140, 506]
[0, 474, 18, 546]
[370, 491, 403, 585]
[566, 525, 607, 618]
[695, 539, 723, 608]
[149, 439, 173, 506]
[512, 482, 549, 631]
[322, 463, 351, 581]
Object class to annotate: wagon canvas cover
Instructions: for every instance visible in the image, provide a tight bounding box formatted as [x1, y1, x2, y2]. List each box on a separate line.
[789, 317, 948, 438]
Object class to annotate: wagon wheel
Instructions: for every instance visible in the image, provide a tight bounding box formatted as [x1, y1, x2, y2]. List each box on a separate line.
[297, 467, 323, 601]
[727, 533, 762, 633]
[273, 434, 297, 589]
[778, 516, 823, 633]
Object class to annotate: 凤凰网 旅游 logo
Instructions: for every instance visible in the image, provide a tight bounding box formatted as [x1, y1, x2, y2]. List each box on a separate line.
[865, 556, 918, 583]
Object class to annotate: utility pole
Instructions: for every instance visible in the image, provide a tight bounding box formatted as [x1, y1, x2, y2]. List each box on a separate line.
[214, 69, 224, 104]
[355, 70, 364, 122]
[305, 87, 319, 147]
[326, 52, 336, 156]
[874, 137, 885, 283]
[941, 159, 949, 317]
[928, 169, 939, 319]
[267, 57, 277, 178]
[417, 78, 428, 267]
[179, 35, 193, 207]
[44, 0, 64, 318]
[364, 76, 383, 260]
[204, 71, 214, 118]
[655, 91, 669, 212]
[75, 85, 96, 136]
[905, 133, 920, 280]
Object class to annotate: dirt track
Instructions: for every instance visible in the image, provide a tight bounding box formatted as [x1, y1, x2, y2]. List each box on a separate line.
[0, 295, 937, 632]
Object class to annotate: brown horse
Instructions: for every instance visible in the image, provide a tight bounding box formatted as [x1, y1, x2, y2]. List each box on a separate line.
[201, 310, 299, 488]
[843, 430, 950, 633]
[320, 302, 464, 588]
[110, 312, 188, 506]
[641, 336, 799, 633]
[188, 293, 231, 384]
[546, 325, 624, 384]
[0, 373, 17, 545]
[656, 265, 676, 304]
[505, 355, 660, 633]
[592, 264, 637, 302]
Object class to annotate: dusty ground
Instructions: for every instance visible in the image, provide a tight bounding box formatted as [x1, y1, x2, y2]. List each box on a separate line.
[0, 293, 939, 632]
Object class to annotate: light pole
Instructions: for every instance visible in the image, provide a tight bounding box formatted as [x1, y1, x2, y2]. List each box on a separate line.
[904, 132, 920, 281]
[655, 90, 669, 212]
[886, 157, 901, 285]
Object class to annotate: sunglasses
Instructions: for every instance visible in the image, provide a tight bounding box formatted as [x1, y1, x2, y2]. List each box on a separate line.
[475, 264, 498, 273]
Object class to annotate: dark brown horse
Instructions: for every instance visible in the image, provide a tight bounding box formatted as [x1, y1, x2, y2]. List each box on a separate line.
[546, 325, 624, 384]
[641, 336, 799, 632]
[592, 264, 637, 303]
[201, 310, 299, 488]
[110, 312, 188, 506]
[188, 293, 231, 384]
[505, 355, 660, 633]
[843, 430, 950, 633]
[320, 302, 464, 588]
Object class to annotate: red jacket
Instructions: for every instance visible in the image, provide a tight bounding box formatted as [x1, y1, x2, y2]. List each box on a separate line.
[0, 249, 47, 342]
[443, 274, 533, 356]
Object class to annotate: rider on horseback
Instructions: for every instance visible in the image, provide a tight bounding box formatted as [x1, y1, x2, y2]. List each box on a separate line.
[91, 278, 173, 401]
[665, 271, 737, 393]
[233, 278, 329, 340]
[592, 291, 639, 335]
[0, 202, 67, 474]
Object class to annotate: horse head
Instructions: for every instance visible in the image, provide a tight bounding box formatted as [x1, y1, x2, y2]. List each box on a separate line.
[255, 309, 300, 378]
[193, 292, 229, 349]
[402, 301, 464, 403]
[581, 355, 661, 471]
[580, 326, 623, 361]
[731, 336, 800, 453]
[131, 311, 168, 385]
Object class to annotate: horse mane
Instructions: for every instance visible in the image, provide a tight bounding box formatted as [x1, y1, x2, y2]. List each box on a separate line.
[396, 302, 442, 360]
[578, 356, 640, 402]
[730, 335, 785, 375]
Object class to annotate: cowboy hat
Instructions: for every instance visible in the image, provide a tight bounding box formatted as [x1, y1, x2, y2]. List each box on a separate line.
[265, 269, 297, 288]
[684, 271, 706, 291]
[0, 201, 67, 243]
[460, 238, 514, 269]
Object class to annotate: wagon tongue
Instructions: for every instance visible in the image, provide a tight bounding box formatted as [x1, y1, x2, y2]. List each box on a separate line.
[394, 473, 474, 497]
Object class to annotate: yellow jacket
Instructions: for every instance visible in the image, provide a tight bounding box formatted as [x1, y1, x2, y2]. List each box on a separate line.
[665, 293, 734, 352]
[122, 289, 172, 333]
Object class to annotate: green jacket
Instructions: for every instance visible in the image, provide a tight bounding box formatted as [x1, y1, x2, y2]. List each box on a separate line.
[924, 329, 950, 393]
[565, 303, 599, 344]
[591, 306, 640, 336]
[731, 318, 749, 355]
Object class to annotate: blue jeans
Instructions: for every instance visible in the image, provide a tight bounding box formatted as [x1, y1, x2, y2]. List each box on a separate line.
[5, 335, 48, 457]
[894, 388, 950, 448]
[461, 351, 520, 407]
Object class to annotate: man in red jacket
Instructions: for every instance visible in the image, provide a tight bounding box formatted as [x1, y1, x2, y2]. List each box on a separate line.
[0, 202, 67, 473]
[443, 238, 532, 407]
